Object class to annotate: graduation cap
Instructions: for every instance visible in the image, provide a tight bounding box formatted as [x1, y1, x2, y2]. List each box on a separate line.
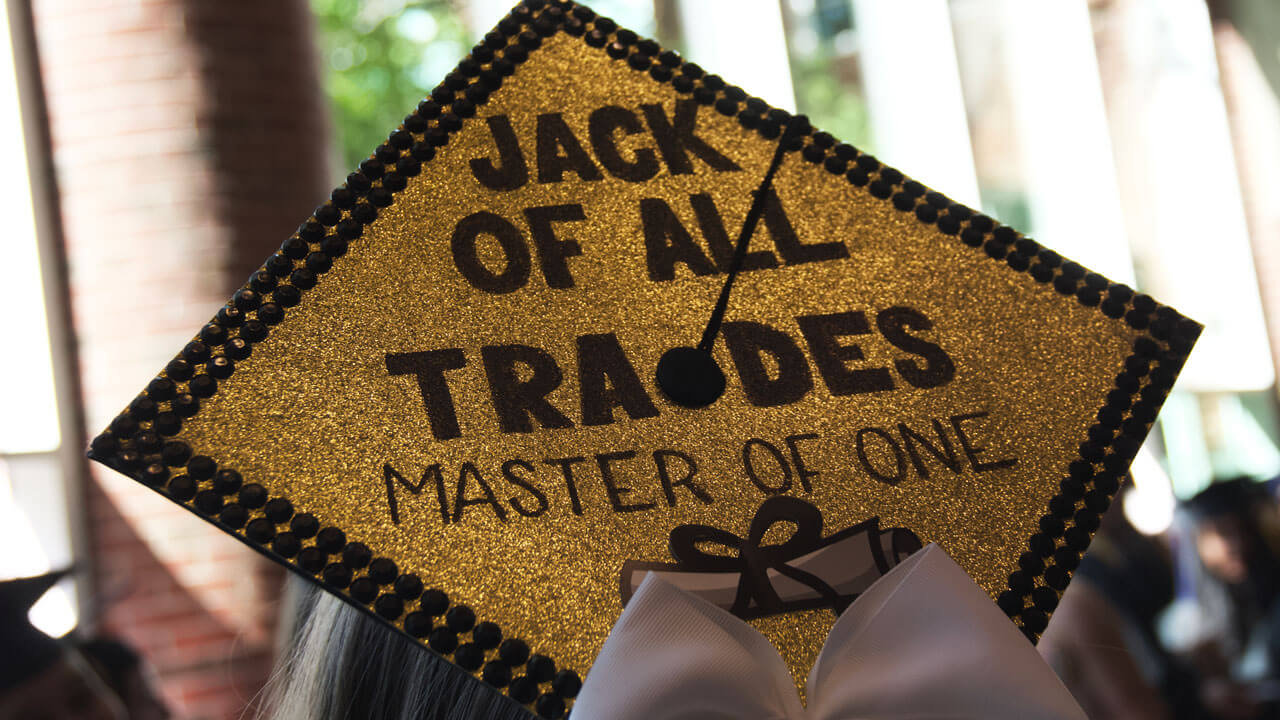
[0, 570, 71, 692]
[87, 0, 1200, 715]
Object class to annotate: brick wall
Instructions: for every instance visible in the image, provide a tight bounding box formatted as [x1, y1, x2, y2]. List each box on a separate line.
[29, 1, 331, 717]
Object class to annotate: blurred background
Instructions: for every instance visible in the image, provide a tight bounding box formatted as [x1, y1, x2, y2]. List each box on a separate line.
[1, 0, 1278, 717]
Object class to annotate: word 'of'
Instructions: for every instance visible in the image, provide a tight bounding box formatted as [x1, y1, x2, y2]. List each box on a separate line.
[382, 412, 1016, 527]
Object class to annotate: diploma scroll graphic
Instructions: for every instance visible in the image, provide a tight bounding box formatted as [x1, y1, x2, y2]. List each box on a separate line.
[621, 497, 922, 620]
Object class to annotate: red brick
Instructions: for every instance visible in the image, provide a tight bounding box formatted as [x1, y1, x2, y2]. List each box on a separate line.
[31, 1, 330, 717]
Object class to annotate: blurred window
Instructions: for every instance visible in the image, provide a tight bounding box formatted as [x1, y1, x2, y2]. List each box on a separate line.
[0, 3, 81, 637]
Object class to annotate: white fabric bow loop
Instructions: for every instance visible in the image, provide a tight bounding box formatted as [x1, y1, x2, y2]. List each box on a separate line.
[572, 544, 1086, 720]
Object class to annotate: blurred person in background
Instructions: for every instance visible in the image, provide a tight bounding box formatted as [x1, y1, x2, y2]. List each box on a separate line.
[1040, 487, 1203, 719]
[77, 637, 171, 720]
[0, 572, 124, 720]
[0, 571, 170, 720]
[1164, 477, 1280, 719]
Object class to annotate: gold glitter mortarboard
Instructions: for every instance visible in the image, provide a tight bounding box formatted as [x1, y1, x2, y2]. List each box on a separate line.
[88, 1, 1200, 714]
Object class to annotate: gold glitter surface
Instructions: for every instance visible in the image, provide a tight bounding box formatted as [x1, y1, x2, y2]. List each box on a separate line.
[165, 33, 1136, 687]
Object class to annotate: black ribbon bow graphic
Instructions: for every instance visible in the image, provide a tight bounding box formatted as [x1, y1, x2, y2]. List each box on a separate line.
[620, 497, 922, 621]
[669, 496, 847, 618]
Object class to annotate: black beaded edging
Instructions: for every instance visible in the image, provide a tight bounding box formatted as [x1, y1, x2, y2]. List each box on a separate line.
[87, 2, 1201, 709]
[87, 3, 593, 717]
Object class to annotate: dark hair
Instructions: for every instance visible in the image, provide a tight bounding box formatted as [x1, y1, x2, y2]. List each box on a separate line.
[259, 582, 534, 720]
[1184, 476, 1268, 521]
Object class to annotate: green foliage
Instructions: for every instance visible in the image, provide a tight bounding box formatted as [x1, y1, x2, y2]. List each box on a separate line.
[310, 0, 874, 172]
[789, 51, 873, 152]
[311, 0, 470, 175]
[782, 0, 873, 152]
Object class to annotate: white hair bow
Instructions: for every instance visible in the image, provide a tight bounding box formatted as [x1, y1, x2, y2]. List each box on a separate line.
[572, 544, 1086, 720]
